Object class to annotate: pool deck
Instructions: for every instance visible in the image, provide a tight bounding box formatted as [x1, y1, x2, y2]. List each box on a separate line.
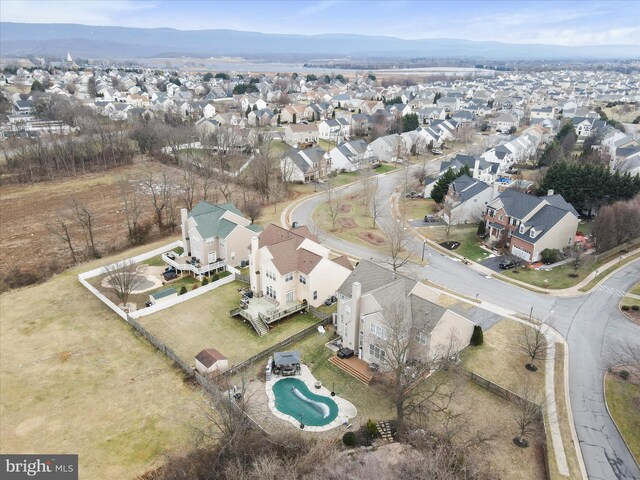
[266, 364, 357, 432]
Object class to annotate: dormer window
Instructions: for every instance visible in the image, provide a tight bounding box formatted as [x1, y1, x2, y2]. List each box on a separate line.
[529, 228, 536, 238]
[519, 225, 525, 234]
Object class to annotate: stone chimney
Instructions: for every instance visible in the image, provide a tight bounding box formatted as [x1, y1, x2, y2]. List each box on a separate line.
[180, 208, 189, 254]
[351, 281, 362, 353]
[249, 236, 260, 292]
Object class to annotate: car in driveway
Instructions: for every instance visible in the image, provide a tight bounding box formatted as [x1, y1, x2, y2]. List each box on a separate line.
[324, 295, 337, 306]
[424, 214, 438, 223]
[499, 260, 516, 270]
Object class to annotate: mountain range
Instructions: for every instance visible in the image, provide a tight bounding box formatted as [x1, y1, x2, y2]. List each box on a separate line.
[1, 22, 638, 61]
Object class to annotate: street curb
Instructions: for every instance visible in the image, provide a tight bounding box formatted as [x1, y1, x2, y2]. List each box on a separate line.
[602, 370, 640, 472]
[562, 339, 589, 480]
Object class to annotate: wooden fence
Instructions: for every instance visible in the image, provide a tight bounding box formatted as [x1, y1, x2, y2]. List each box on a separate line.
[593, 238, 640, 263]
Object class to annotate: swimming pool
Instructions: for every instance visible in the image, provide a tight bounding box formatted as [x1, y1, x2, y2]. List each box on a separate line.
[272, 377, 339, 427]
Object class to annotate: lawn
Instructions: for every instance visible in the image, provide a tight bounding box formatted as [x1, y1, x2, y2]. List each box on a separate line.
[630, 281, 640, 296]
[418, 224, 490, 262]
[605, 373, 640, 463]
[374, 163, 397, 174]
[0, 240, 210, 480]
[460, 319, 545, 396]
[138, 281, 320, 365]
[399, 197, 436, 221]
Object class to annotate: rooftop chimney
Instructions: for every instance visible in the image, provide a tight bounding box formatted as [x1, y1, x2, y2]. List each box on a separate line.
[547, 189, 554, 196]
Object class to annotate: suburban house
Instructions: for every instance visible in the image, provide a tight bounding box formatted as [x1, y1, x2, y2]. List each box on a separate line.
[335, 261, 474, 369]
[283, 123, 319, 146]
[281, 147, 330, 183]
[440, 153, 497, 184]
[530, 106, 555, 120]
[370, 134, 406, 162]
[318, 118, 351, 142]
[168, 201, 261, 277]
[482, 190, 579, 263]
[495, 112, 519, 133]
[281, 104, 308, 124]
[195, 348, 229, 374]
[444, 175, 495, 225]
[329, 139, 377, 172]
[249, 224, 353, 308]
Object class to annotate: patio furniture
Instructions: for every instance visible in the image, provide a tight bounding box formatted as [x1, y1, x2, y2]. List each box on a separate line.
[314, 381, 322, 389]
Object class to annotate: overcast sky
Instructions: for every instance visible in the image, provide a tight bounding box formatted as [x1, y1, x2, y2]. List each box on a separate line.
[2, 0, 639, 47]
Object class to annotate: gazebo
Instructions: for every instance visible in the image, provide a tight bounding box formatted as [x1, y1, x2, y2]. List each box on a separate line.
[273, 351, 301, 376]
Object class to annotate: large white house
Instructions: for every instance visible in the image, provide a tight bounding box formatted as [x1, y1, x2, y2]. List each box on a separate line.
[335, 261, 474, 368]
[249, 224, 353, 308]
[329, 140, 376, 172]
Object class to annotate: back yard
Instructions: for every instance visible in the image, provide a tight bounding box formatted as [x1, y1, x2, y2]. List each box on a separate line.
[0, 241, 211, 480]
[138, 280, 321, 365]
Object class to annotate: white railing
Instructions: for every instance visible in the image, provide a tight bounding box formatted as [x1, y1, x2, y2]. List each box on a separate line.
[161, 252, 225, 275]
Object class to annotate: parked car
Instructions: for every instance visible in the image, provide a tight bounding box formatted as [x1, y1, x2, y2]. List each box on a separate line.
[337, 347, 354, 359]
[499, 260, 516, 270]
[292, 221, 300, 228]
[405, 191, 422, 198]
[164, 266, 176, 274]
[424, 214, 437, 223]
[324, 295, 337, 306]
[431, 148, 443, 155]
[163, 270, 178, 281]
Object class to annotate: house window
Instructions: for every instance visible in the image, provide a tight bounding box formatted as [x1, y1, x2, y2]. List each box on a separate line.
[529, 229, 536, 238]
[519, 225, 525, 234]
[299, 274, 306, 285]
[415, 331, 428, 346]
[313, 290, 318, 300]
[369, 344, 386, 361]
[285, 272, 293, 282]
[206, 237, 214, 246]
[266, 286, 276, 299]
[370, 323, 387, 339]
[498, 214, 503, 221]
[568, 236, 573, 245]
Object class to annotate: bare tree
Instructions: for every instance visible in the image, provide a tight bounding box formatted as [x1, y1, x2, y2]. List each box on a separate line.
[180, 163, 198, 211]
[47, 209, 78, 263]
[117, 176, 148, 245]
[103, 259, 144, 306]
[243, 199, 263, 224]
[518, 323, 547, 372]
[370, 191, 383, 228]
[143, 169, 170, 230]
[611, 340, 640, 383]
[375, 301, 459, 431]
[441, 191, 461, 241]
[455, 123, 475, 144]
[512, 387, 545, 448]
[69, 198, 98, 258]
[381, 216, 411, 272]
[324, 179, 341, 231]
[358, 166, 375, 209]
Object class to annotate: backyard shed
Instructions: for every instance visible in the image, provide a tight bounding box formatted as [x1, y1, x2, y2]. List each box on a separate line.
[195, 348, 229, 374]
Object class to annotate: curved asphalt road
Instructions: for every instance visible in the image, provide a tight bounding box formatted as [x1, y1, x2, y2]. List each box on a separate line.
[291, 166, 640, 480]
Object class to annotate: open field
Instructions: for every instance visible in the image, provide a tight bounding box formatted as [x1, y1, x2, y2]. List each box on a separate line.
[0, 242, 211, 480]
[138, 280, 320, 365]
[630, 281, 640, 296]
[0, 159, 184, 276]
[605, 373, 640, 463]
[603, 105, 640, 123]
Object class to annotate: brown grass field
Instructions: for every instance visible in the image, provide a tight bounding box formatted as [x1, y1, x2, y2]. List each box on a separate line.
[0, 241, 213, 480]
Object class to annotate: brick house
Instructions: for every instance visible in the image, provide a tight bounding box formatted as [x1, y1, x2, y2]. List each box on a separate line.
[483, 189, 579, 263]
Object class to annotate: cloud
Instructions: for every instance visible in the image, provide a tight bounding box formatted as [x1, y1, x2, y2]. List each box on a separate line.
[0, 0, 156, 26]
[296, 0, 341, 17]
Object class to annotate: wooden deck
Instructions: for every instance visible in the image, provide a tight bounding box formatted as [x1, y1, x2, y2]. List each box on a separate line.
[329, 355, 373, 385]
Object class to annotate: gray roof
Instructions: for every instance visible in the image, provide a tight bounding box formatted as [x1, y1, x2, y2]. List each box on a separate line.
[273, 351, 301, 366]
[451, 175, 491, 203]
[545, 194, 579, 217]
[490, 189, 544, 220]
[337, 260, 416, 297]
[511, 206, 573, 245]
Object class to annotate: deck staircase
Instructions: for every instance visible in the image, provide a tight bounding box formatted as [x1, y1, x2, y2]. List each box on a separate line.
[329, 356, 373, 385]
[230, 308, 269, 336]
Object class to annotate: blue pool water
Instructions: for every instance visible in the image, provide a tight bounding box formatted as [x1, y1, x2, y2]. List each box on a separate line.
[272, 377, 339, 426]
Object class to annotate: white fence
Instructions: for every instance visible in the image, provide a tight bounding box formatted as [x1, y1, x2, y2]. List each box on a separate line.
[129, 273, 235, 318]
[78, 240, 238, 319]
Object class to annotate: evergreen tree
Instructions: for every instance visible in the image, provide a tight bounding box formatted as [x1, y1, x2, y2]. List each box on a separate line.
[431, 166, 470, 204]
[402, 113, 419, 132]
[30, 80, 45, 92]
[202, 73, 213, 82]
[470, 325, 484, 346]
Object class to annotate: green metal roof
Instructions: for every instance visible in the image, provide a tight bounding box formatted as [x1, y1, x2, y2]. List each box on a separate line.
[189, 201, 244, 239]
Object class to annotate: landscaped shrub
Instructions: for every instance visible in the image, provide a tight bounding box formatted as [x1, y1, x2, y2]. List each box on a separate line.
[476, 220, 486, 237]
[470, 325, 484, 346]
[179, 285, 187, 295]
[219, 270, 232, 278]
[342, 431, 357, 447]
[632, 305, 639, 311]
[366, 419, 378, 437]
[211, 273, 219, 281]
[541, 248, 562, 264]
[621, 305, 630, 311]
[201, 277, 209, 286]
[619, 370, 630, 380]
[192, 284, 198, 290]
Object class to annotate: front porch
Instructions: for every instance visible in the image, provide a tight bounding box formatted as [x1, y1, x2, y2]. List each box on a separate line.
[230, 295, 307, 336]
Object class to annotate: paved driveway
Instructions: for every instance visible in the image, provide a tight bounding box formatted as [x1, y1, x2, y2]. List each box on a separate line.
[480, 255, 508, 272]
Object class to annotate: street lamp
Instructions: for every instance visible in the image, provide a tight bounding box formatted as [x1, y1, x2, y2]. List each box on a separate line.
[421, 240, 427, 262]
